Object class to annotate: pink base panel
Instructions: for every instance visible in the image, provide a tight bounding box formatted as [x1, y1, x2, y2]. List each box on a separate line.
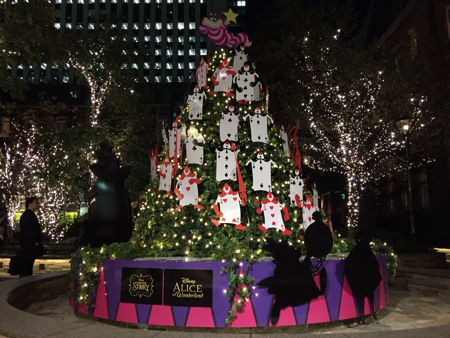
[72, 258, 388, 328]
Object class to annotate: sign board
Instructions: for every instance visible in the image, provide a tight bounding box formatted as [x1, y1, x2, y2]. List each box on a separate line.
[120, 267, 163, 305]
[164, 269, 213, 307]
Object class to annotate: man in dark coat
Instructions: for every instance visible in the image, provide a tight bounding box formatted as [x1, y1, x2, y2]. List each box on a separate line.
[19, 197, 43, 277]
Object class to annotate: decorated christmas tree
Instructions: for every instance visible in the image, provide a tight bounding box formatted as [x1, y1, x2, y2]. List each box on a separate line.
[132, 44, 315, 262]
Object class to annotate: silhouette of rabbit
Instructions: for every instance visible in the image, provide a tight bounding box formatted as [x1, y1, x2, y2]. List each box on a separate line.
[257, 212, 333, 325]
[81, 143, 135, 248]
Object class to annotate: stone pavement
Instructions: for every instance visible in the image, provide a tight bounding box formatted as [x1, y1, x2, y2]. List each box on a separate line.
[2, 267, 450, 337]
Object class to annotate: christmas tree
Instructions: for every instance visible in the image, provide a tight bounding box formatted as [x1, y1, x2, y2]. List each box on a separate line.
[132, 46, 313, 263]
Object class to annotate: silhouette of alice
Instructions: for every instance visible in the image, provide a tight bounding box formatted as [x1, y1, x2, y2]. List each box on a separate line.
[257, 211, 333, 325]
[80, 143, 134, 248]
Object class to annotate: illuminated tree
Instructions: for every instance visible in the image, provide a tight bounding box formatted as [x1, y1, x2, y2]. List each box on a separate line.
[0, 0, 65, 99]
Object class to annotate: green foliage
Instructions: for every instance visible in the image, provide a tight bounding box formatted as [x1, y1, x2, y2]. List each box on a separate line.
[221, 264, 255, 326]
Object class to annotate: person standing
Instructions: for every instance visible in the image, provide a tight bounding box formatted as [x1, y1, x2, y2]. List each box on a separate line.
[19, 197, 43, 277]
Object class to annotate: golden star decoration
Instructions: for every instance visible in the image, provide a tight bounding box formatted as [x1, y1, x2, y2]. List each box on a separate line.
[223, 8, 239, 23]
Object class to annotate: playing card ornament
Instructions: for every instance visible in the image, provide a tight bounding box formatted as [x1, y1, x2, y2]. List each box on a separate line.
[161, 121, 169, 152]
[196, 57, 208, 89]
[174, 166, 204, 211]
[185, 126, 205, 165]
[169, 117, 182, 159]
[302, 194, 319, 231]
[208, 58, 236, 97]
[290, 167, 304, 207]
[243, 105, 273, 143]
[219, 103, 240, 142]
[215, 140, 239, 181]
[149, 147, 157, 183]
[233, 62, 260, 103]
[245, 151, 277, 192]
[158, 154, 173, 196]
[313, 182, 319, 208]
[255, 192, 292, 235]
[233, 44, 248, 73]
[280, 125, 290, 157]
[198, 12, 252, 48]
[210, 183, 246, 231]
[187, 86, 207, 120]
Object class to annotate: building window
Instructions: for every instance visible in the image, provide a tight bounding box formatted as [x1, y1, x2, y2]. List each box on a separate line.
[155, 76, 161, 82]
[408, 28, 417, 58]
[189, 62, 194, 69]
[0, 117, 10, 138]
[200, 49, 207, 55]
[156, 22, 162, 30]
[178, 50, 184, 56]
[447, 6, 450, 38]
[189, 22, 196, 29]
[166, 63, 173, 69]
[155, 63, 161, 69]
[420, 168, 429, 208]
[178, 63, 184, 69]
[237, 1, 246, 6]
[166, 76, 172, 82]
[178, 76, 184, 82]
[178, 22, 184, 29]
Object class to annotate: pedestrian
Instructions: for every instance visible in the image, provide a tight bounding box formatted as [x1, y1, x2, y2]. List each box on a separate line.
[19, 197, 43, 277]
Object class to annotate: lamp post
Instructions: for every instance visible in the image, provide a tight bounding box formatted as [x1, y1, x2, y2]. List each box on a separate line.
[398, 119, 415, 239]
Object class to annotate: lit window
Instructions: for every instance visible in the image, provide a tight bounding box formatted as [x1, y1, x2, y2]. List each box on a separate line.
[178, 76, 184, 82]
[167, 49, 173, 56]
[156, 23, 162, 29]
[189, 62, 194, 69]
[189, 49, 195, 56]
[144, 63, 150, 69]
[79, 0, 84, 3]
[190, 0, 195, 3]
[133, 51, 138, 55]
[156, 36, 162, 42]
[88, 23, 94, 30]
[167, 23, 173, 29]
[133, 37, 138, 42]
[132, 63, 138, 69]
[189, 22, 195, 29]
[167, 0, 173, 3]
[166, 63, 173, 69]
[144, 76, 150, 82]
[63, 76, 69, 83]
[178, 63, 184, 69]
[155, 49, 161, 56]
[41, 63, 47, 69]
[178, 23, 184, 29]
[167, 36, 173, 42]
[133, 23, 139, 29]
[145, 23, 150, 29]
[178, 50, 184, 56]
[134, 0, 139, 3]
[155, 76, 161, 82]
[200, 49, 207, 55]
[166, 76, 172, 82]
[179, 0, 184, 2]
[178, 36, 184, 42]
[66, 23, 72, 29]
[155, 63, 161, 69]
[56, 0, 62, 4]
[122, 23, 128, 30]
[237, 1, 246, 6]
[144, 36, 150, 42]
[54, 23, 60, 29]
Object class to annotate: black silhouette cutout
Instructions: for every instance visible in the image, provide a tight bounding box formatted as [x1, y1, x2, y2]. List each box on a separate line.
[81, 143, 134, 248]
[257, 212, 333, 326]
[344, 221, 382, 322]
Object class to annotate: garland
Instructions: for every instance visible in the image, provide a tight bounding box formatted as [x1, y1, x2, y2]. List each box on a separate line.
[68, 235, 397, 318]
[220, 263, 255, 326]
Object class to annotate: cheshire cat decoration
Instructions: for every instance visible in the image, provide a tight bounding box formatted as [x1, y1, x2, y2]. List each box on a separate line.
[198, 12, 252, 47]
[81, 143, 134, 248]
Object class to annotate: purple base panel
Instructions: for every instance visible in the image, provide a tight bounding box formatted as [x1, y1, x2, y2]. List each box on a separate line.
[72, 255, 388, 328]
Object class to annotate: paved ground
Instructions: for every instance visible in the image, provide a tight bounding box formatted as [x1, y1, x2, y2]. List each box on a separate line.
[2, 260, 450, 337]
[21, 285, 450, 336]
